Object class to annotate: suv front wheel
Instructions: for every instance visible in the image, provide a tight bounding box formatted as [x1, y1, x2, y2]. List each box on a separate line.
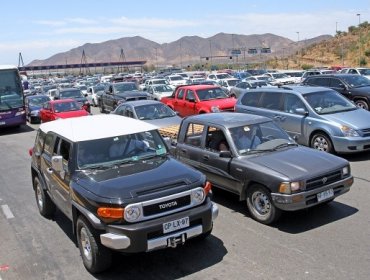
[76, 216, 112, 273]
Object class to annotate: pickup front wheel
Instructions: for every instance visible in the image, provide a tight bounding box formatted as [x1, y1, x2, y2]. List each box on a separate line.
[246, 184, 281, 225]
[76, 216, 112, 273]
[34, 177, 55, 218]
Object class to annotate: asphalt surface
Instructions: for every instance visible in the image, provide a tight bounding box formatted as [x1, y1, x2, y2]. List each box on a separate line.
[1, 108, 370, 280]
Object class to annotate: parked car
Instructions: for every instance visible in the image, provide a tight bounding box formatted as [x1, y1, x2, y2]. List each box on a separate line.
[99, 82, 149, 113]
[218, 78, 241, 94]
[340, 67, 370, 79]
[86, 84, 106, 106]
[165, 75, 187, 87]
[29, 114, 217, 272]
[206, 72, 232, 83]
[229, 81, 270, 98]
[235, 86, 370, 153]
[161, 85, 236, 117]
[171, 112, 353, 224]
[262, 73, 296, 85]
[146, 84, 174, 100]
[112, 100, 182, 129]
[25, 95, 50, 123]
[39, 99, 89, 122]
[302, 74, 370, 110]
[300, 69, 337, 82]
[55, 88, 91, 113]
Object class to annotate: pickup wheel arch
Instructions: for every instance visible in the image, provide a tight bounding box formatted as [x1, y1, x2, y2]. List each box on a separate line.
[246, 183, 281, 225]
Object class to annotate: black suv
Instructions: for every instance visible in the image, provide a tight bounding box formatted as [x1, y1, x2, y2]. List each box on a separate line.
[30, 114, 217, 273]
[302, 74, 370, 110]
[55, 87, 91, 113]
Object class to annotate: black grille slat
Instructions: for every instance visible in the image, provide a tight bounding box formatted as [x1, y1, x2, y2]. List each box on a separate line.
[306, 170, 342, 191]
[143, 195, 191, 216]
[361, 128, 370, 137]
[136, 182, 185, 196]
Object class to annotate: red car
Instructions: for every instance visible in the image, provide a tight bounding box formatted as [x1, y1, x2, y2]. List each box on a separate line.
[161, 85, 236, 117]
[40, 99, 89, 123]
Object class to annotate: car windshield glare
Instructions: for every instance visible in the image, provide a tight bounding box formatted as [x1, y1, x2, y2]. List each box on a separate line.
[135, 104, 176, 120]
[77, 130, 167, 169]
[60, 90, 82, 98]
[115, 83, 137, 93]
[229, 121, 292, 155]
[197, 88, 228, 100]
[342, 75, 370, 87]
[304, 90, 356, 114]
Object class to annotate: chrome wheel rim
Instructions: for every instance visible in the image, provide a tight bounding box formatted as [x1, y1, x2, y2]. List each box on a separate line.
[313, 136, 328, 152]
[356, 102, 368, 110]
[252, 191, 271, 216]
[80, 227, 92, 261]
[36, 184, 43, 209]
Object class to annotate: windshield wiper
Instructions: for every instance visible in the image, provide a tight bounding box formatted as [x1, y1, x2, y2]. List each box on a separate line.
[272, 142, 298, 150]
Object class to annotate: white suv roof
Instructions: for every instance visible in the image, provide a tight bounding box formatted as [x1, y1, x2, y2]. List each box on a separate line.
[40, 114, 158, 142]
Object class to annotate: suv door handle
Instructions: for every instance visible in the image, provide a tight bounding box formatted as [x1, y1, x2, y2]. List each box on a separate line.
[203, 155, 209, 161]
[273, 115, 281, 120]
[180, 149, 187, 154]
[47, 168, 53, 174]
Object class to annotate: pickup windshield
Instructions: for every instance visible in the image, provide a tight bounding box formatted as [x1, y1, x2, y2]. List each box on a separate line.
[197, 88, 228, 101]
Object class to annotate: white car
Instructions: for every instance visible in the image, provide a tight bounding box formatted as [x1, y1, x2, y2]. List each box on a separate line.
[341, 67, 370, 79]
[146, 84, 174, 100]
[262, 73, 296, 85]
[165, 75, 187, 87]
[206, 72, 233, 83]
[218, 78, 241, 93]
[139, 78, 168, 91]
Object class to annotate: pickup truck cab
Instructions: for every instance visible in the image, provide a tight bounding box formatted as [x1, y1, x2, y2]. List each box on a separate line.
[172, 113, 353, 224]
[99, 82, 149, 113]
[161, 85, 236, 117]
[30, 114, 217, 273]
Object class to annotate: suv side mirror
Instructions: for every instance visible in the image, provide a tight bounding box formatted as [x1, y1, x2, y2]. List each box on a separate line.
[219, 150, 232, 158]
[294, 108, 308, 116]
[51, 155, 63, 172]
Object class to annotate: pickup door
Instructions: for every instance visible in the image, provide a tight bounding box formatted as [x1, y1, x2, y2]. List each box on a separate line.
[176, 124, 244, 195]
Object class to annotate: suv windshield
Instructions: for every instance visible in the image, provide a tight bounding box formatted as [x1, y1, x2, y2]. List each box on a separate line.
[304, 90, 356, 114]
[341, 75, 370, 88]
[114, 83, 138, 93]
[135, 103, 176, 120]
[77, 130, 167, 169]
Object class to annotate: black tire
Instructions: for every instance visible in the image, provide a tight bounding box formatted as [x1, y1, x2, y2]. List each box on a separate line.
[354, 99, 369, 110]
[246, 184, 281, 225]
[34, 177, 55, 218]
[100, 101, 106, 113]
[76, 216, 112, 274]
[310, 132, 333, 153]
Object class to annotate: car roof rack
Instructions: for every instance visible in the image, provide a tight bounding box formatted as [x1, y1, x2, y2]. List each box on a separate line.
[277, 85, 294, 90]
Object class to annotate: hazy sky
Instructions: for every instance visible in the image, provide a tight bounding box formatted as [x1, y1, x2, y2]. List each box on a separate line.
[1, 0, 369, 65]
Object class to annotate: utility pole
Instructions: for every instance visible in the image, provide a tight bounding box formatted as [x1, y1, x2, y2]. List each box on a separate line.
[357, 13, 362, 66]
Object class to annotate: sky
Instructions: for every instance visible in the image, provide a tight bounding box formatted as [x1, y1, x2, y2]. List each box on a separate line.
[1, 0, 369, 65]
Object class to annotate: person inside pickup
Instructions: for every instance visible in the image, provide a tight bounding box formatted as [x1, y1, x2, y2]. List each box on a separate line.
[206, 128, 229, 152]
[231, 125, 261, 152]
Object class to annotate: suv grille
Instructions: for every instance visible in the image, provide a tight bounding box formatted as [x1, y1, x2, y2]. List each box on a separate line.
[143, 195, 191, 216]
[305, 170, 342, 191]
[360, 128, 370, 137]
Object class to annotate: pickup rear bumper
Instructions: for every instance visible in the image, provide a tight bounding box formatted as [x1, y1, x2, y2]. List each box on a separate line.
[100, 200, 218, 252]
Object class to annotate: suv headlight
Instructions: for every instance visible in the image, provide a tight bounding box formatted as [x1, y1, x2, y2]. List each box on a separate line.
[191, 188, 205, 204]
[340, 126, 359, 137]
[279, 181, 303, 194]
[124, 205, 141, 222]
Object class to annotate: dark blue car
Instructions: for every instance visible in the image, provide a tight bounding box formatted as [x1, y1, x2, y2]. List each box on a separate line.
[25, 95, 50, 123]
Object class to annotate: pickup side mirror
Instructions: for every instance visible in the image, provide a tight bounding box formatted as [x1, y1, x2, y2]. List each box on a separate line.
[294, 108, 308, 116]
[219, 150, 232, 158]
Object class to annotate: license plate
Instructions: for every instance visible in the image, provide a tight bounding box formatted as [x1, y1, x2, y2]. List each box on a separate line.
[163, 217, 189, 234]
[317, 188, 334, 202]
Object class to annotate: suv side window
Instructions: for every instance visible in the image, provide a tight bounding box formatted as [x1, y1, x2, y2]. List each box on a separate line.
[114, 105, 126, 115]
[241, 91, 262, 107]
[184, 123, 205, 147]
[54, 137, 71, 163]
[35, 130, 46, 154]
[310, 77, 330, 87]
[259, 92, 283, 110]
[185, 90, 195, 101]
[330, 78, 344, 89]
[44, 133, 54, 155]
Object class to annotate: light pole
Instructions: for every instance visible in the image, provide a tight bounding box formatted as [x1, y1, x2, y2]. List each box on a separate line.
[154, 47, 158, 71]
[357, 13, 361, 66]
[296, 32, 300, 66]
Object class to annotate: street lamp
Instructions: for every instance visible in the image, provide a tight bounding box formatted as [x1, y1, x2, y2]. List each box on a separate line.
[357, 13, 361, 66]
[296, 32, 300, 66]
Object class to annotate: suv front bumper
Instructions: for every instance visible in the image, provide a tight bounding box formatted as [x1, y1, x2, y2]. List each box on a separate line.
[100, 200, 218, 252]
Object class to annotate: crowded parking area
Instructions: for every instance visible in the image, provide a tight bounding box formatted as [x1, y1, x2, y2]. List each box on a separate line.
[1, 64, 370, 279]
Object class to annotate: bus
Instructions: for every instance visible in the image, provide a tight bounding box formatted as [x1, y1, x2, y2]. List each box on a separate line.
[0, 65, 26, 128]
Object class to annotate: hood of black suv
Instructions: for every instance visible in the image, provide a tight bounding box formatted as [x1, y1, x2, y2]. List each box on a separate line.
[74, 157, 202, 200]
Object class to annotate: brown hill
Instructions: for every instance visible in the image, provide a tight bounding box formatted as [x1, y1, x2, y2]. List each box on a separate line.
[28, 33, 331, 68]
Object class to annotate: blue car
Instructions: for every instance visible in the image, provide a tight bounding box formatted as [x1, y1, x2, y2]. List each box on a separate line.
[235, 86, 370, 153]
[25, 95, 50, 124]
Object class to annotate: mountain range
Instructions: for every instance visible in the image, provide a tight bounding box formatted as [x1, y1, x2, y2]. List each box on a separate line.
[28, 33, 332, 67]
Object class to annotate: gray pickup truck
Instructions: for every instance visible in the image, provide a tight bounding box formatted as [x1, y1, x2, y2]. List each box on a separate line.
[172, 112, 353, 224]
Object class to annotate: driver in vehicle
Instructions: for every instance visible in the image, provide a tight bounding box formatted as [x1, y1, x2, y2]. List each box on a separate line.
[231, 125, 261, 151]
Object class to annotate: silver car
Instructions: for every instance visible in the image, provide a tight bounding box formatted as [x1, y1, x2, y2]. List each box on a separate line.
[235, 86, 370, 153]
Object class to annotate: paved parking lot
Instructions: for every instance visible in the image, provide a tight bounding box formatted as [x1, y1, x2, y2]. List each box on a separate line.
[1, 109, 370, 279]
